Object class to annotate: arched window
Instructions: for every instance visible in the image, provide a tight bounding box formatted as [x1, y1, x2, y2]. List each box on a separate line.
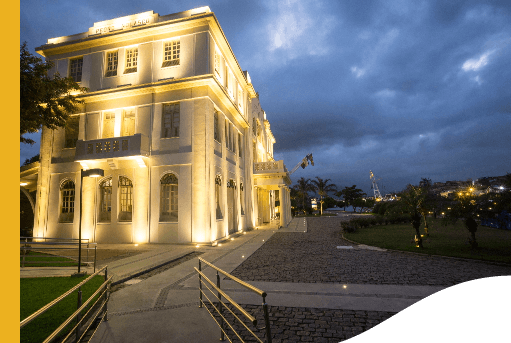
[160, 174, 178, 222]
[59, 180, 75, 223]
[119, 177, 133, 222]
[99, 178, 112, 222]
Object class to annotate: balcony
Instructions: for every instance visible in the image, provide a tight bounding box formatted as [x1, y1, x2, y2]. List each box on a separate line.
[74, 134, 149, 161]
[254, 160, 287, 174]
[253, 160, 291, 186]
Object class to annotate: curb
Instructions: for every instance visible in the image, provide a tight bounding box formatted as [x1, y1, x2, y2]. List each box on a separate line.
[341, 233, 511, 267]
[110, 251, 197, 286]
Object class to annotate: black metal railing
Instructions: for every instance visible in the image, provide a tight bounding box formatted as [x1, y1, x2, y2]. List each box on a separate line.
[20, 266, 112, 343]
[20, 237, 97, 272]
[195, 257, 272, 342]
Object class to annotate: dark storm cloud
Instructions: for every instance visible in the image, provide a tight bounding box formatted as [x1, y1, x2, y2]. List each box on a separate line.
[20, 0, 511, 192]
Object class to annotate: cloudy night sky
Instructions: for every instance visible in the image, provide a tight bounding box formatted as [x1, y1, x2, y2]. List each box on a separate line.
[20, 0, 511, 194]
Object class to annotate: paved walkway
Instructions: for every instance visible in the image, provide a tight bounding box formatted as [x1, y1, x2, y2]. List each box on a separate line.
[21, 216, 511, 342]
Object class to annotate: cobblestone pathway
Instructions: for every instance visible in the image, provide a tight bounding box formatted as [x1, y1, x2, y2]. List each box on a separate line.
[231, 217, 511, 286]
[207, 303, 395, 342]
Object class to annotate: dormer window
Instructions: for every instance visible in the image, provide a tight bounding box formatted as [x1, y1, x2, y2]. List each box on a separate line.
[162, 40, 180, 67]
[105, 51, 118, 77]
[124, 47, 138, 74]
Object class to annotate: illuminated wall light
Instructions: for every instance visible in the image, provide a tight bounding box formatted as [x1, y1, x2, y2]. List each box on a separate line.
[20, 182, 28, 186]
[343, 285, 347, 289]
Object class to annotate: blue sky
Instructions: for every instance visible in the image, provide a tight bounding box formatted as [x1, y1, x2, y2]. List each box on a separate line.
[20, 0, 511, 194]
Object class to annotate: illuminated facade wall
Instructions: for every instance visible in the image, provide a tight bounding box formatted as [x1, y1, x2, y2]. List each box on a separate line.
[33, 7, 291, 244]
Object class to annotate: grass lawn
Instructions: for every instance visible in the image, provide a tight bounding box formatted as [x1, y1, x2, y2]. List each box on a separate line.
[20, 251, 86, 267]
[20, 275, 105, 343]
[344, 218, 511, 264]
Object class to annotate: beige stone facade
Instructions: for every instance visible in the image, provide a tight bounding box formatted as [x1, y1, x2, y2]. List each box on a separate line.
[27, 7, 292, 244]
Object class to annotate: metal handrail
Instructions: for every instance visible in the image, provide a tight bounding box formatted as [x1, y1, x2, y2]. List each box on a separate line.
[20, 266, 107, 329]
[44, 276, 113, 343]
[20, 265, 111, 343]
[196, 258, 272, 342]
[198, 257, 267, 298]
[20, 239, 97, 272]
[194, 268, 257, 325]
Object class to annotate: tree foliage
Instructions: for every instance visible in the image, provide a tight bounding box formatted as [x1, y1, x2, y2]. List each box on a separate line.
[23, 154, 40, 166]
[443, 189, 481, 248]
[336, 185, 365, 211]
[399, 184, 427, 248]
[292, 177, 315, 212]
[310, 177, 337, 215]
[20, 42, 87, 144]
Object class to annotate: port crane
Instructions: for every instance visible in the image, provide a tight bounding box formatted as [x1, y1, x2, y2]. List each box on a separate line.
[290, 153, 314, 175]
[370, 170, 383, 201]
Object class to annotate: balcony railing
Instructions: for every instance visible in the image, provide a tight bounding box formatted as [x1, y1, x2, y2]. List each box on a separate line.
[75, 134, 149, 161]
[254, 160, 287, 174]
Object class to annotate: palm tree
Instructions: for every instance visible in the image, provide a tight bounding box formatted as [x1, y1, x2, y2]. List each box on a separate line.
[400, 184, 427, 248]
[292, 177, 314, 213]
[311, 177, 337, 215]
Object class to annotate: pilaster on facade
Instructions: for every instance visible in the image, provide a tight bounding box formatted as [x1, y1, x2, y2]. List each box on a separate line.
[27, 7, 292, 243]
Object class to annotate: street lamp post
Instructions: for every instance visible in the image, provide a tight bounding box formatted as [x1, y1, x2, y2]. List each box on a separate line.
[77, 168, 104, 274]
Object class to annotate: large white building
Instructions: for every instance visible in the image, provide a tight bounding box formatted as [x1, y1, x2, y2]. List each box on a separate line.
[23, 7, 292, 244]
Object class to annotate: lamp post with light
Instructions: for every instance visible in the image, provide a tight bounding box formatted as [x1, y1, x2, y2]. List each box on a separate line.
[77, 168, 104, 275]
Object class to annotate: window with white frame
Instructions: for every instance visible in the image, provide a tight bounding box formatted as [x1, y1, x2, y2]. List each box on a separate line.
[238, 132, 242, 158]
[59, 180, 75, 223]
[240, 182, 245, 215]
[214, 111, 220, 143]
[162, 102, 180, 138]
[214, 49, 221, 77]
[225, 120, 229, 149]
[69, 57, 83, 82]
[162, 40, 180, 67]
[64, 115, 79, 148]
[160, 174, 178, 222]
[122, 109, 135, 136]
[124, 47, 138, 74]
[99, 178, 112, 222]
[215, 175, 222, 219]
[118, 176, 133, 222]
[102, 112, 115, 138]
[237, 85, 243, 110]
[105, 51, 118, 77]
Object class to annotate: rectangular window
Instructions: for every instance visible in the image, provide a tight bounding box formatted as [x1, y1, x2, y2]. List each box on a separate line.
[122, 109, 135, 136]
[102, 112, 115, 138]
[214, 111, 220, 142]
[105, 51, 118, 77]
[225, 120, 229, 149]
[214, 49, 221, 76]
[124, 47, 138, 74]
[162, 103, 180, 138]
[237, 85, 243, 110]
[69, 57, 83, 82]
[64, 115, 80, 148]
[162, 40, 180, 67]
[238, 132, 242, 158]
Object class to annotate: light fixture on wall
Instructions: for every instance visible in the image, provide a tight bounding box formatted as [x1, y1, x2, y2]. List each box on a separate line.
[76, 168, 104, 275]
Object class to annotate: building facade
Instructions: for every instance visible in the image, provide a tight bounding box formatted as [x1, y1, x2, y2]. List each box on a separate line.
[28, 7, 292, 244]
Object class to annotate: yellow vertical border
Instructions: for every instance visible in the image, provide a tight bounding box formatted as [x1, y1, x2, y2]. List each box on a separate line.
[7, 0, 21, 341]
